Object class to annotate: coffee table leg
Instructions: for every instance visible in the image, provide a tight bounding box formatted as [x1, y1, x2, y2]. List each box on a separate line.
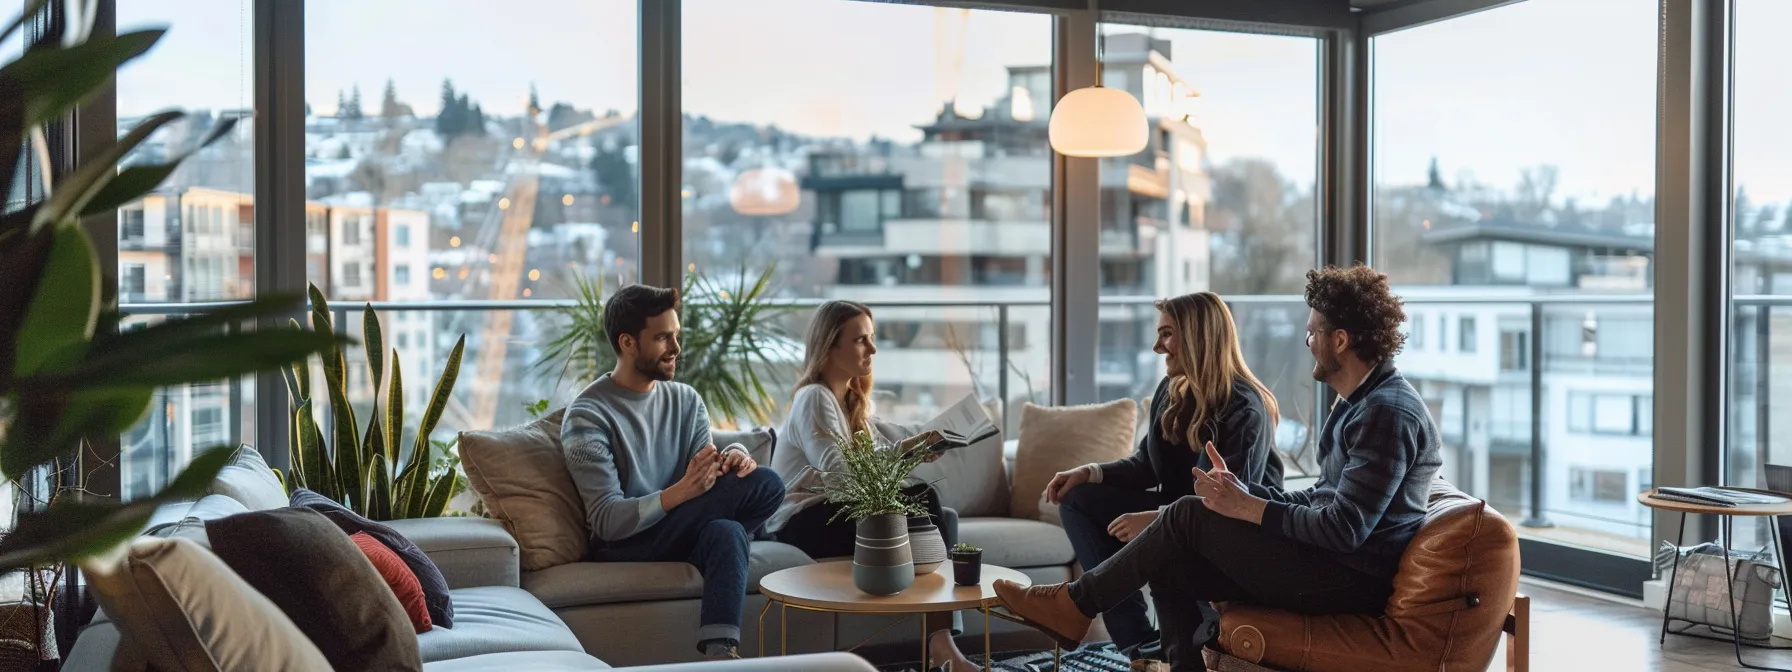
[921, 613, 928, 670]
[984, 605, 992, 669]
[782, 603, 788, 656]
[756, 600, 771, 658]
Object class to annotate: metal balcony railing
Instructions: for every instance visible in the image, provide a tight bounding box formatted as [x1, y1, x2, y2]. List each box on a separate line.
[130, 291, 1792, 534]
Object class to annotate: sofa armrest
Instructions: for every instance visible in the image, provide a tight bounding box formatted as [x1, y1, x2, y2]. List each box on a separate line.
[386, 517, 520, 589]
[623, 653, 876, 672]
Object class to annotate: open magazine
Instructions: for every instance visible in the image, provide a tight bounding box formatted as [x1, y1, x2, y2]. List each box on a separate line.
[911, 394, 1000, 453]
[1653, 486, 1791, 508]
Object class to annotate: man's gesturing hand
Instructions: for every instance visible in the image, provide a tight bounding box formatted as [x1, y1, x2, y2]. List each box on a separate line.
[1192, 441, 1267, 524]
[663, 444, 722, 510]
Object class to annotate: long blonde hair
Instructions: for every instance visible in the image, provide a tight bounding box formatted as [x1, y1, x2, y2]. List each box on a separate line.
[1156, 292, 1280, 447]
[795, 300, 875, 434]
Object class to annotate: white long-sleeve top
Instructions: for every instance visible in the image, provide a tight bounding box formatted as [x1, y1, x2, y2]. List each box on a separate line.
[766, 384, 916, 533]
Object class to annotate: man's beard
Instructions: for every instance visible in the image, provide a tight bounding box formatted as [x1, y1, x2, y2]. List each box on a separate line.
[1311, 350, 1341, 383]
[634, 355, 675, 382]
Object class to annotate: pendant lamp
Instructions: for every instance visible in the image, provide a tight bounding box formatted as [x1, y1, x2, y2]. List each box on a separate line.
[1048, 0, 1148, 158]
[729, 165, 800, 216]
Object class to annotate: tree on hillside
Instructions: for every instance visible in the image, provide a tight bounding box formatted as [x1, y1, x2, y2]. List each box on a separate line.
[434, 79, 487, 139]
[380, 79, 412, 119]
[546, 102, 594, 133]
[1370, 184, 1455, 284]
[437, 80, 464, 137]
[589, 143, 635, 209]
[340, 85, 364, 120]
[1513, 165, 1558, 223]
[466, 101, 486, 136]
[1207, 159, 1312, 296]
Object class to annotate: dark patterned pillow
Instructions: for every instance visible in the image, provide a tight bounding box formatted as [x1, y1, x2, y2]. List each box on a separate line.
[290, 488, 454, 628]
[204, 508, 421, 670]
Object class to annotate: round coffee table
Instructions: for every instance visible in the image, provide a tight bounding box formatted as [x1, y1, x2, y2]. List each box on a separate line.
[1639, 488, 1792, 671]
[756, 560, 1054, 667]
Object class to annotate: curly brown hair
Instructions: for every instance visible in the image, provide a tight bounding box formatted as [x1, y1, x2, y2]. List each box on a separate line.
[1305, 265, 1406, 365]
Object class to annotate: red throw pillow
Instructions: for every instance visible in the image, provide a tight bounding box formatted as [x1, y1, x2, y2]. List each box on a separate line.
[348, 531, 432, 633]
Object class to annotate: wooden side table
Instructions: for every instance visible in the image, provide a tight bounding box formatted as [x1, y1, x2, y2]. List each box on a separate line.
[757, 560, 1050, 669]
[1639, 487, 1792, 671]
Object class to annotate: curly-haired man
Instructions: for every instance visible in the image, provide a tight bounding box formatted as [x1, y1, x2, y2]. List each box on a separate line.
[994, 265, 1443, 672]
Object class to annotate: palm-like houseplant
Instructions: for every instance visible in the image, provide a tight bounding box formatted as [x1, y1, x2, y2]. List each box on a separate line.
[282, 286, 467, 520]
[537, 264, 791, 426]
[0, 1, 335, 569]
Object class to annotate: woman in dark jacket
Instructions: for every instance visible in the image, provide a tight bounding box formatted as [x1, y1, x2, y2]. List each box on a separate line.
[1041, 291, 1284, 660]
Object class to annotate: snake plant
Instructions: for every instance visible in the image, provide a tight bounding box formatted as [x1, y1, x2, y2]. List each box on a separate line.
[281, 286, 465, 520]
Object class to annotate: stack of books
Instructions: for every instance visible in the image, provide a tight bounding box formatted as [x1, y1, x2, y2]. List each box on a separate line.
[1651, 486, 1791, 508]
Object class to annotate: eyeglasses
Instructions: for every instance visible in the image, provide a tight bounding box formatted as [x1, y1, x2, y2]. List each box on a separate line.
[1306, 328, 1341, 346]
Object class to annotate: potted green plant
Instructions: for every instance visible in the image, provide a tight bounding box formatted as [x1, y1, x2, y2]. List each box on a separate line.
[817, 430, 929, 595]
[281, 286, 467, 520]
[0, 7, 337, 660]
[536, 265, 791, 427]
[951, 543, 983, 586]
[0, 3, 336, 572]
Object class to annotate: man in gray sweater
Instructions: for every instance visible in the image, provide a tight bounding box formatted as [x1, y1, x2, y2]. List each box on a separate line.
[561, 284, 785, 660]
[995, 265, 1443, 671]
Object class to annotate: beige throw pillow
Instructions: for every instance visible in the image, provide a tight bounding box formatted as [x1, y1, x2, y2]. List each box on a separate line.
[79, 537, 331, 672]
[458, 410, 589, 571]
[1011, 399, 1138, 520]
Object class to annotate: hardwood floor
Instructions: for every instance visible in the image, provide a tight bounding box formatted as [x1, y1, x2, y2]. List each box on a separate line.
[1508, 578, 1792, 672]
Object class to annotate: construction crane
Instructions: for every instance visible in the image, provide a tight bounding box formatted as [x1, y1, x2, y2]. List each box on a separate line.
[466, 112, 630, 431]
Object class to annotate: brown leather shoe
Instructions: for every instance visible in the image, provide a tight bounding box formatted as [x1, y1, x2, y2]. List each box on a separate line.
[993, 579, 1091, 650]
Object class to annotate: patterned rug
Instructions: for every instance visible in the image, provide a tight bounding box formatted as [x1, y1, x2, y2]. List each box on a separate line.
[877, 642, 1134, 672]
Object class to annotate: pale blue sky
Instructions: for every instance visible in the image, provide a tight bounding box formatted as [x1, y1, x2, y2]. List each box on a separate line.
[110, 0, 1792, 202]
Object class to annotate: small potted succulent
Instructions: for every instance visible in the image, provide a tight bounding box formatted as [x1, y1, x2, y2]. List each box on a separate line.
[951, 543, 983, 586]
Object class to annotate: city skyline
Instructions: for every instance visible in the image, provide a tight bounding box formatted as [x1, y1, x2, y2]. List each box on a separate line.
[110, 0, 1767, 206]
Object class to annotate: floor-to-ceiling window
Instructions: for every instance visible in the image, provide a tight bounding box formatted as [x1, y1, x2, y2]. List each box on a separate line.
[115, 0, 256, 499]
[1088, 22, 1322, 476]
[1729, 0, 1792, 552]
[305, 1, 640, 437]
[1371, 0, 1658, 570]
[682, 1, 1053, 434]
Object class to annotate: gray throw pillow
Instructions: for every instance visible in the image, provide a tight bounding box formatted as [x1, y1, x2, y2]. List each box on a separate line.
[205, 445, 289, 510]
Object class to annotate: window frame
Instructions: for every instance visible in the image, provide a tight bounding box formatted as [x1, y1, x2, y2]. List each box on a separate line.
[66, 0, 1713, 601]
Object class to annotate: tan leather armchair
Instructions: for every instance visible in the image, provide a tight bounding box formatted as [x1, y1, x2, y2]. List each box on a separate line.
[1209, 482, 1528, 672]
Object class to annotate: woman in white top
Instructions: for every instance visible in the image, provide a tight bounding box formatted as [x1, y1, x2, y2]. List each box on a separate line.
[768, 300, 974, 669]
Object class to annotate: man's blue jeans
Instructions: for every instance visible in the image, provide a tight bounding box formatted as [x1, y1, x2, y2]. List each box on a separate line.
[592, 468, 785, 650]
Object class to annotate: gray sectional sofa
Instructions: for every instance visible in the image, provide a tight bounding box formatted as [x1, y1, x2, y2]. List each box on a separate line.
[64, 406, 1089, 669]
[512, 430, 1076, 667]
[523, 510, 1075, 666]
[60, 460, 876, 671]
